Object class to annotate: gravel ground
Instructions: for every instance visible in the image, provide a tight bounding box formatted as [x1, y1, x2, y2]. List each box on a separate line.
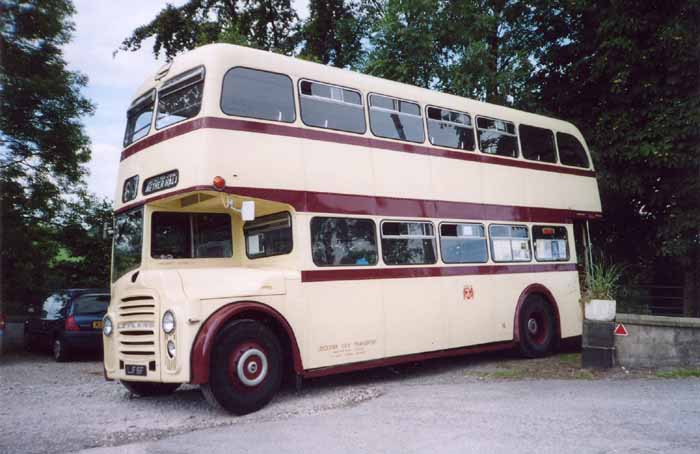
[1, 322, 697, 454]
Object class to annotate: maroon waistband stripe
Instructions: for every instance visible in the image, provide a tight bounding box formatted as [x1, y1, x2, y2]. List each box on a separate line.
[121, 116, 597, 178]
[116, 183, 603, 223]
[301, 263, 578, 283]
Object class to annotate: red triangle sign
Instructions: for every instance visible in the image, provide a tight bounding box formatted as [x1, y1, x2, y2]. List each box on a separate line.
[614, 323, 629, 336]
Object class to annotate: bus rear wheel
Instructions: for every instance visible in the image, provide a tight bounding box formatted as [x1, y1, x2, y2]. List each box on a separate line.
[518, 296, 557, 358]
[203, 319, 282, 415]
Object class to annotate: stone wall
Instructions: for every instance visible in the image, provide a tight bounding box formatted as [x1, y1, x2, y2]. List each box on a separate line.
[615, 313, 700, 368]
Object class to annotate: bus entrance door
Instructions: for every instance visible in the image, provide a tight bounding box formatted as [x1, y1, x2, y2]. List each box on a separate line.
[573, 220, 592, 290]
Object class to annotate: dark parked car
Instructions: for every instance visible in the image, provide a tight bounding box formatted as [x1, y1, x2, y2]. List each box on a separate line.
[24, 289, 110, 361]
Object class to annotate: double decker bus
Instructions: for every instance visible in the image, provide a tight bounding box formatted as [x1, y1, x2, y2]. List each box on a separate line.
[104, 44, 602, 414]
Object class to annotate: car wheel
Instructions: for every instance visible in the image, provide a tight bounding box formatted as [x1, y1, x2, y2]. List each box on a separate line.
[518, 296, 557, 358]
[53, 337, 70, 362]
[204, 319, 282, 415]
[121, 381, 180, 396]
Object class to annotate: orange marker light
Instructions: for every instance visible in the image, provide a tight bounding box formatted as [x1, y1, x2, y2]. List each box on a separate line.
[213, 176, 226, 190]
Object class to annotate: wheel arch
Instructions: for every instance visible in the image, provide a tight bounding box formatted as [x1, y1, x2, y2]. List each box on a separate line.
[513, 284, 561, 343]
[190, 301, 303, 384]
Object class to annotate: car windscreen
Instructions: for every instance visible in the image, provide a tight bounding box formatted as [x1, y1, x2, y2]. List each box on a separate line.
[73, 295, 110, 315]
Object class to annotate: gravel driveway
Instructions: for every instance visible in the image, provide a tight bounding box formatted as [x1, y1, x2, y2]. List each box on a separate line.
[1, 334, 699, 454]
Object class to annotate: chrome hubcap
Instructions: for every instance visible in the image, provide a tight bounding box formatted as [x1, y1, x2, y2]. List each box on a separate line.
[236, 348, 268, 387]
[527, 318, 538, 335]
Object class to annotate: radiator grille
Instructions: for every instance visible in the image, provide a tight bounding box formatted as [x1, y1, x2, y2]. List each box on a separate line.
[117, 295, 157, 361]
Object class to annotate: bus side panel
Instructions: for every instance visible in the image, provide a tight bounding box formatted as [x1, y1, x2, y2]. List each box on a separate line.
[204, 130, 306, 191]
[443, 274, 502, 348]
[381, 277, 448, 357]
[429, 156, 482, 203]
[302, 139, 375, 196]
[371, 149, 433, 200]
[302, 281, 384, 369]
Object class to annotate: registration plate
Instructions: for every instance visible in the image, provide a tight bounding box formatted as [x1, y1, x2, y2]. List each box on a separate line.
[125, 364, 147, 376]
[92, 321, 103, 329]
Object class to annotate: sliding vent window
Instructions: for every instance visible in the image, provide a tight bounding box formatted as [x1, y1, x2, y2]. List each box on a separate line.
[489, 224, 531, 262]
[369, 94, 425, 143]
[300, 80, 365, 133]
[519, 124, 557, 163]
[533, 226, 569, 262]
[381, 221, 436, 265]
[439, 223, 488, 264]
[311, 217, 377, 266]
[156, 66, 205, 129]
[151, 212, 232, 259]
[477, 117, 518, 158]
[123, 89, 155, 146]
[427, 107, 475, 151]
[222, 68, 295, 123]
[244, 212, 293, 259]
[557, 132, 590, 168]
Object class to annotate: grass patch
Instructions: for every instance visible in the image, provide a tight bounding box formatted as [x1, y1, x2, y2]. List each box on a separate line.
[559, 353, 581, 365]
[489, 369, 526, 379]
[655, 369, 700, 379]
[572, 370, 595, 380]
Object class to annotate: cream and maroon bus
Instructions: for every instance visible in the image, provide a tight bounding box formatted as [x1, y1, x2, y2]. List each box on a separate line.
[104, 43, 601, 414]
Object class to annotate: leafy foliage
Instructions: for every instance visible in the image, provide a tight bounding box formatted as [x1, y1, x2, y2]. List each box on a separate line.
[1, 0, 110, 314]
[118, 0, 300, 60]
[583, 259, 624, 301]
[299, 0, 365, 68]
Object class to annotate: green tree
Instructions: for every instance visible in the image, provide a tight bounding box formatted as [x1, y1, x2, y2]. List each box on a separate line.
[530, 0, 700, 314]
[364, 0, 444, 88]
[299, 0, 365, 68]
[1, 0, 96, 313]
[119, 0, 300, 60]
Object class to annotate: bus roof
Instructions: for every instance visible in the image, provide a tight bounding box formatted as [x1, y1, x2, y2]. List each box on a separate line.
[133, 43, 582, 138]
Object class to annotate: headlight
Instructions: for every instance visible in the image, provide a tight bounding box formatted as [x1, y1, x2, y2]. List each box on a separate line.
[162, 310, 176, 334]
[103, 316, 113, 337]
[167, 340, 176, 358]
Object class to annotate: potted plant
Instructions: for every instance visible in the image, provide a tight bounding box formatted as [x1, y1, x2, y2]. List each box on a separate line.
[582, 259, 623, 321]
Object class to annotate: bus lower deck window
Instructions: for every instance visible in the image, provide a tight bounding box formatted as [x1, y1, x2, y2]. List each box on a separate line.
[311, 217, 378, 266]
[489, 224, 531, 262]
[244, 212, 293, 259]
[533, 225, 569, 261]
[439, 223, 488, 263]
[381, 221, 436, 265]
[151, 212, 232, 259]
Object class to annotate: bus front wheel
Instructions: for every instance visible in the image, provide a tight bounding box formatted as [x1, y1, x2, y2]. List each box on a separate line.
[518, 296, 557, 358]
[203, 319, 282, 415]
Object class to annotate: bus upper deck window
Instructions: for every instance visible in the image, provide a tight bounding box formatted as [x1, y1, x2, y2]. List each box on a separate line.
[299, 80, 366, 134]
[221, 68, 295, 123]
[123, 89, 155, 147]
[476, 116, 519, 158]
[155, 66, 205, 130]
[427, 106, 475, 151]
[556, 132, 590, 168]
[369, 94, 425, 143]
[519, 124, 557, 163]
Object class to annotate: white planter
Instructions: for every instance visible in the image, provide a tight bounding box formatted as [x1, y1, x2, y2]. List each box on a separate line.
[585, 299, 617, 321]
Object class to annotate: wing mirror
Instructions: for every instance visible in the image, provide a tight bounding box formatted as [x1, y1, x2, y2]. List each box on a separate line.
[222, 195, 255, 221]
[241, 201, 255, 221]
